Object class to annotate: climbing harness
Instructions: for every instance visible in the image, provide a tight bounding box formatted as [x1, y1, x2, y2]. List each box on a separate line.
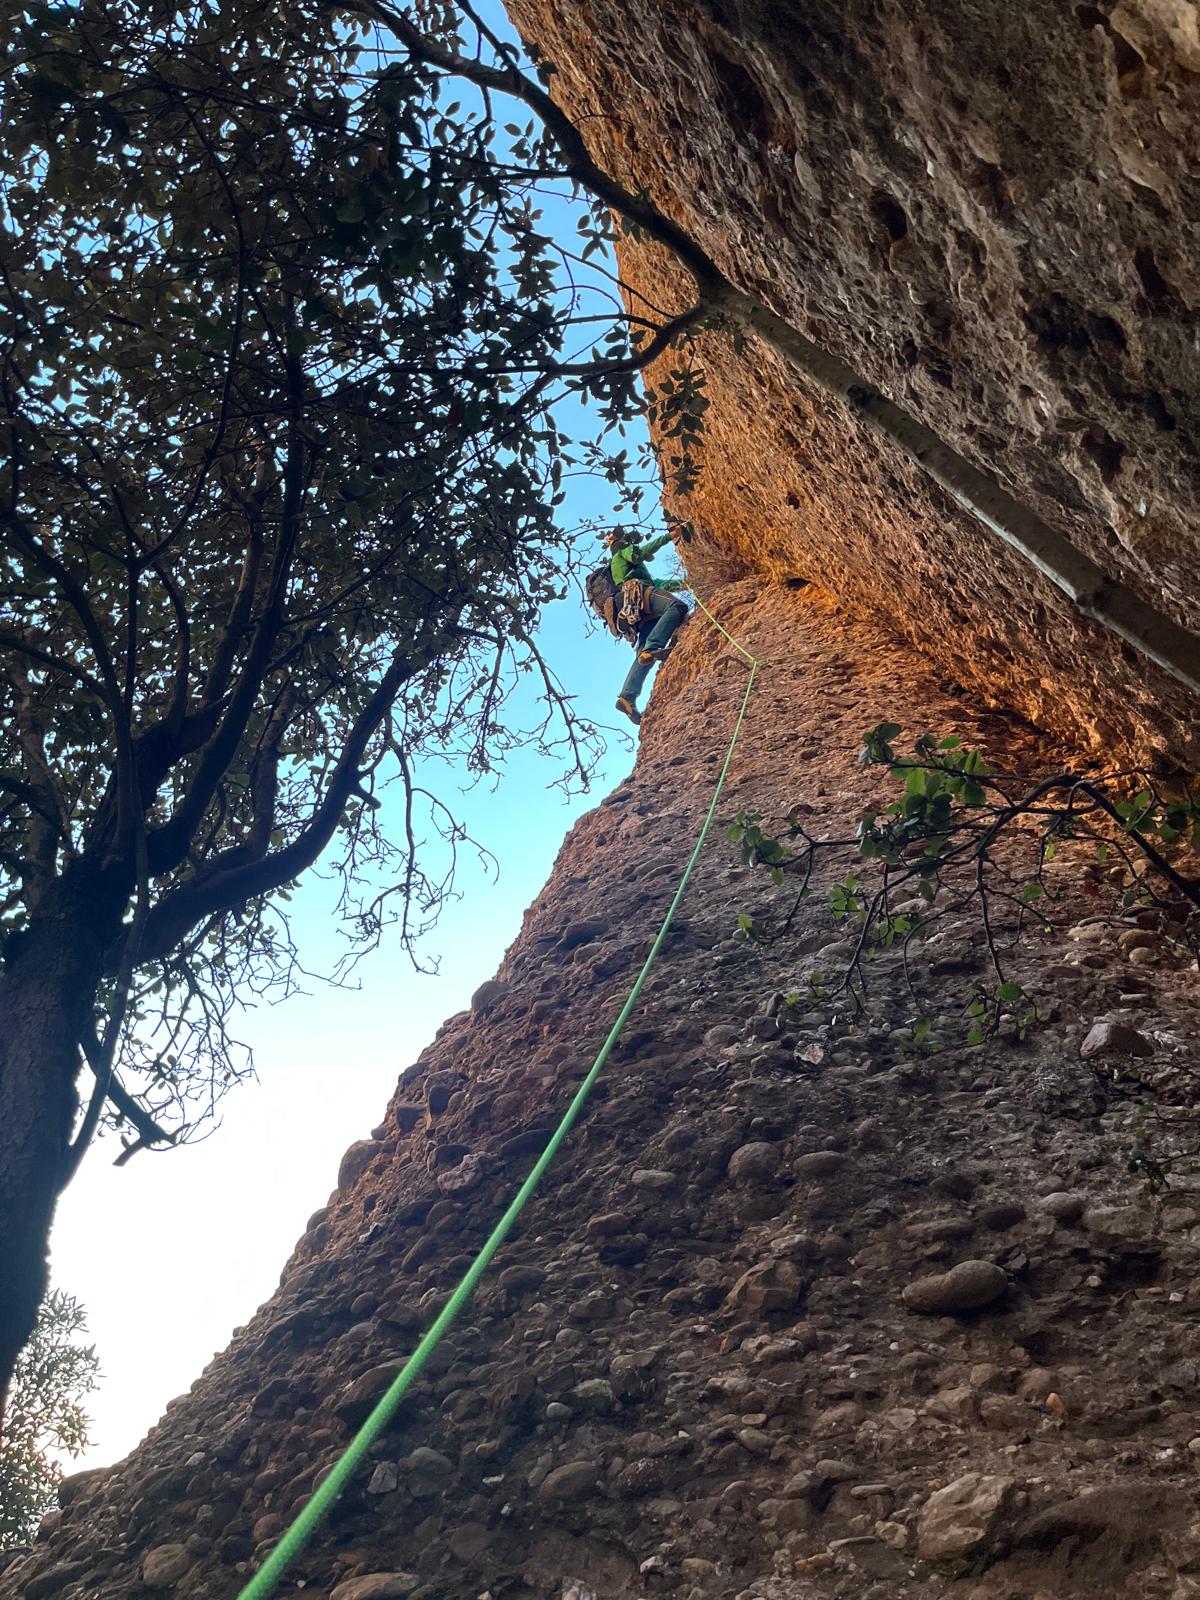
[618, 575, 651, 630]
[235, 607, 762, 1600]
[585, 568, 664, 643]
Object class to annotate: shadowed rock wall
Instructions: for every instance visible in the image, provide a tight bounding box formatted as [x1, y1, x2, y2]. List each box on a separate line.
[6, 584, 1199, 1600]
[509, 0, 1200, 765]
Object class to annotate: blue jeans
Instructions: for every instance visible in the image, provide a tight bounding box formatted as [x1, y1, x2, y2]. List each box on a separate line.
[619, 590, 689, 702]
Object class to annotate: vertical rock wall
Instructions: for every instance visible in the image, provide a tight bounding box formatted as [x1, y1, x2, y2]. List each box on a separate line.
[6, 584, 1199, 1600]
[508, 0, 1200, 765]
[5, 8, 1200, 1596]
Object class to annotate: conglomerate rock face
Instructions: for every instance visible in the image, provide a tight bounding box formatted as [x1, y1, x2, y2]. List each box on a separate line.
[508, 0, 1200, 766]
[7, 10, 1200, 1591]
[6, 584, 1200, 1600]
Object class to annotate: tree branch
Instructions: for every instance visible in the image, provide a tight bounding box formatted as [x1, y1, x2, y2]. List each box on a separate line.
[145, 337, 308, 879]
[70, 1026, 177, 1173]
[0, 628, 106, 696]
[60, 780, 152, 1186]
[137, 82, 253, 570]
[200, 480, 268, 712]
[371, 1, 1200, 699]
[5, 663, 75, 903]
[136, 645, 417, 961]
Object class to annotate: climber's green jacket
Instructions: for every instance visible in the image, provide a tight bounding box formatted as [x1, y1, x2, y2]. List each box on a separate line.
[609, 532, 685, 592]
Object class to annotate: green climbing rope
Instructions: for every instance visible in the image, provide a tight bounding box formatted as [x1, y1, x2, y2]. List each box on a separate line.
[236, 632, 760, 1600]
[691, 592, 761, 665]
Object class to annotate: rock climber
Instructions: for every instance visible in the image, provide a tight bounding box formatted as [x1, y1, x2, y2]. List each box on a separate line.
[606, 529, 690, 725]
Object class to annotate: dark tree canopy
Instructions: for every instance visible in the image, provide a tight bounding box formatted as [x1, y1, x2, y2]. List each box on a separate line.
[0, 0, 704, 1407]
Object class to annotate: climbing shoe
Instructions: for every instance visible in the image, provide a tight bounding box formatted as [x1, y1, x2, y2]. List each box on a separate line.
[616, 695, 641, 725]
[638, 646, 670, 664]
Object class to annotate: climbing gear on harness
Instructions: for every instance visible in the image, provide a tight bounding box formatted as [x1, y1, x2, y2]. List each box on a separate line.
[233, 603, 762, 1600]
[584, 564, 662, 646]
[587, 568, 654, 642]
[619, 576, 651, 630]
[615, 694, 642, 724]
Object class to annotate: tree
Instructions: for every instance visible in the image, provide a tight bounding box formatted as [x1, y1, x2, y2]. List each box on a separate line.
[7, 0, 1193, 1425]
[0, 1290, 99, 1549]
[0, 0, 710, 1410]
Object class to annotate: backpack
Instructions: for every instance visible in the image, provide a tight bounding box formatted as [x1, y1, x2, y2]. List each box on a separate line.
[586, 562, 629, 640]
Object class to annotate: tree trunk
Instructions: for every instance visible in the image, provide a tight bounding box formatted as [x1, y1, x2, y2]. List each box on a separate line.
[0, 870, 117, 1424]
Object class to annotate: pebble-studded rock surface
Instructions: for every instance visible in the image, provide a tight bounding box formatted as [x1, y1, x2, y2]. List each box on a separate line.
[508, 0, 1200, 771]
[3, 582, 1198, 1600]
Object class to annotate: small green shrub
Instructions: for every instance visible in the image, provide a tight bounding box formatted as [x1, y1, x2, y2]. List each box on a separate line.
[726, 723, 1199, 1046]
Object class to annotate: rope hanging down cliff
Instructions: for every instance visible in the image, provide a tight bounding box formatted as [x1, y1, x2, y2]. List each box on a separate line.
[235, 611, 761, 1600]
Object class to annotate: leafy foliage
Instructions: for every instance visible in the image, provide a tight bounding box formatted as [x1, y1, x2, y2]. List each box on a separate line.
[0, 0, 703, 1161]
[726, 723, 1199, 1044]
[0, 1291, 98, 1549]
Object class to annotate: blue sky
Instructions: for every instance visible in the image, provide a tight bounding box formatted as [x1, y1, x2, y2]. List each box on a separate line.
[48, 1, 688, 1470]
[53, 604, 639, 1469]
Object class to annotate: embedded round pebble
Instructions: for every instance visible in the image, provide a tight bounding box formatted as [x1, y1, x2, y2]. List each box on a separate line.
[902, 1260, 1009, 1314]
[1039, 1192, 1085, 1224]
